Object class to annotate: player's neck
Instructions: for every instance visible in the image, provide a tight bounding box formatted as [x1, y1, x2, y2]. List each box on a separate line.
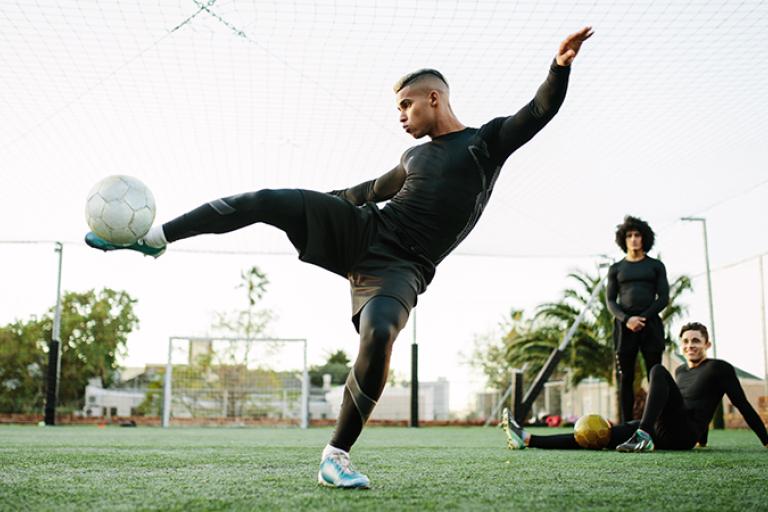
[625, 249, 645, 262]
[428, 115, 465, 139]
[687, 356, 708, 368]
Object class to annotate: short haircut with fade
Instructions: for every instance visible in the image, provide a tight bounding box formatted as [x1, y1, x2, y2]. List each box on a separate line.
[680, 322, 709, 342]
[614, 215, 655, 253]
[393, 68, 449, 93]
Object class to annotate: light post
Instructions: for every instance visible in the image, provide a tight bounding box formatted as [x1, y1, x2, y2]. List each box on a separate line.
[759, 256, 768, 398]
[681, 216, 723, 428]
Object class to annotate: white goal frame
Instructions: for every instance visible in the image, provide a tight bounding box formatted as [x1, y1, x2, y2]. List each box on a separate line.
[162, 336, 309, 428]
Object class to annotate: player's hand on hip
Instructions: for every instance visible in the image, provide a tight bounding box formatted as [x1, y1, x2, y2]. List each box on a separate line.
[556, 26, 594, 66]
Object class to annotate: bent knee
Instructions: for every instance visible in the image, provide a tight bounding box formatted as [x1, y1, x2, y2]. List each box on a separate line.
[648, 363, 669, 379]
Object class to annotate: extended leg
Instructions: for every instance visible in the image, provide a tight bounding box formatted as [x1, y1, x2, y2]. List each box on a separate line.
[163, 189, 307, 249]
[86, 189, 309, 257]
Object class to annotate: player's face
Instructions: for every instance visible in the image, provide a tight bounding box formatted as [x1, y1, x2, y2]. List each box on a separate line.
[396, 86, 435, 139]
[625, 230, 643, 252]
[680, 329, 710, 365]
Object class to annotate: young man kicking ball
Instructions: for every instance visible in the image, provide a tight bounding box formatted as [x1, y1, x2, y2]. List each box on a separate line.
[86, 27, 594, 488]
[502, 322, 768, 452]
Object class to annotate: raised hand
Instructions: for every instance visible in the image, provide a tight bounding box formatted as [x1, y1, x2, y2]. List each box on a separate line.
[556, 26, 594, 66]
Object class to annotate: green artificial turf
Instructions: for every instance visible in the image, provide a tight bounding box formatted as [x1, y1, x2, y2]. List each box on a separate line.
[1, 425, 766, 511]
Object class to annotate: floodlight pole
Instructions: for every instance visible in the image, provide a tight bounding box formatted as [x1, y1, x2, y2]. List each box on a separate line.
[44, 242, 64, 426]
[681, 216, 724, 428]
[759, 256, 768, 398]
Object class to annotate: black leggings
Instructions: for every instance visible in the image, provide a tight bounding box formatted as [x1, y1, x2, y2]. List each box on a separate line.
[529, 365, 697, 450]
[162, 189, 308, 251]
[529, 421, 640, 450]
[330, 296, 409, 452]
[617, 347, 662, 422]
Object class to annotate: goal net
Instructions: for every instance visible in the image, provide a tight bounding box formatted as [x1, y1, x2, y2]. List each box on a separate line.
[162, 336, 308, 428]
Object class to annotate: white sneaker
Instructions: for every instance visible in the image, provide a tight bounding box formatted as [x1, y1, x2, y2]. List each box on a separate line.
[317, 451, 370, 489]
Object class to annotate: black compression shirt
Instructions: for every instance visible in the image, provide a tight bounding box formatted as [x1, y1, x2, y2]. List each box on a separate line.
[606, 257, 669, 323]
[676, 359, 768, 445]
[331, 60, 570, 267]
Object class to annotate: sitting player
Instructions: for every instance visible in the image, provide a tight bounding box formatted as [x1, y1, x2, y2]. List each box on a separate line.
[502, 322, 768, 451]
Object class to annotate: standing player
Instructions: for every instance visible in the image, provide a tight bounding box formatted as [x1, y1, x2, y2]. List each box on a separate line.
[85, 27, 594, 488]
[607, 216, 669, 422]
[502, 322, 768, 452]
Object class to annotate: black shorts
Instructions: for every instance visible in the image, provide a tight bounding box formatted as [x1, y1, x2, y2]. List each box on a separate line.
[613, 314, 666, 354]
[296, 190, 433, 330]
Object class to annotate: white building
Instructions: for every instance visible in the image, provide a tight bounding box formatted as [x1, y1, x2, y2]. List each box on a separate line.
[83, 378, 145, 417]
[322, 378, 450, 422]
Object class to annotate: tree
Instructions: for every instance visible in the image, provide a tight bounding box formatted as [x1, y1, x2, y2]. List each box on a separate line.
[208, 266, 276, 417]
[0, 319, 47, 413]
[0, 288, 139, 413]
[309, 350, 351, 387]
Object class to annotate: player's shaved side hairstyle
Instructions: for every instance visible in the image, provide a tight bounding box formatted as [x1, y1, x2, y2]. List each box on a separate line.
[393, 68, 449, 93]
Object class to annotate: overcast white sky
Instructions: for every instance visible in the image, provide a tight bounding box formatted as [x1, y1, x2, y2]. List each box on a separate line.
[2, 1, 767, 412]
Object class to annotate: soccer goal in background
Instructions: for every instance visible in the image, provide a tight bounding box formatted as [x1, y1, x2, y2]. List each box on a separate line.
[162, 336, 309, 428]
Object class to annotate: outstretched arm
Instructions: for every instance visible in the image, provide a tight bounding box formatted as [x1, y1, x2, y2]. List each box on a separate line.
[495, 27, 593, 158]
[328, 164, 406, 206]
[720, 363, 768, 446]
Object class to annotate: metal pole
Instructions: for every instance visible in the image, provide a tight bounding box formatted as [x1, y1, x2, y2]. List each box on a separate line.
[162, 337, 173, 428]
[700, 219, 718, 358]
[410, 309, 419, 427]
[759, 256, 768, 398]
[681, 216, 722, 428]
[681, 217, 717, 356]
[301, 339, 309, 429]
[44, 242, 64, 426]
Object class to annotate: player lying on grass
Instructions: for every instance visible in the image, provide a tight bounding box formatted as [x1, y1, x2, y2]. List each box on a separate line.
[502, 322, 768, 452]
[85, 27, 593, 488]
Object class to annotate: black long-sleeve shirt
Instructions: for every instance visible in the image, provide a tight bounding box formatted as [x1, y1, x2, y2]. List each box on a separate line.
[676, 359, 768, 446]
[330, 60, 570, 268]
[606, 256, 669, 324]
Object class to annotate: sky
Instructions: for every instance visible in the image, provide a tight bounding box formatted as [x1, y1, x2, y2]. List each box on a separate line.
[2, 1, 768, 413]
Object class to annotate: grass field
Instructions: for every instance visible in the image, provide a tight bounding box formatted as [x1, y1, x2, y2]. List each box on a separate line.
[1, 425, 766, 511]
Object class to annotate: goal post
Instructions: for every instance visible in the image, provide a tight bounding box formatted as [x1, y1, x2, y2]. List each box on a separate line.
[162, 336, 309, 428]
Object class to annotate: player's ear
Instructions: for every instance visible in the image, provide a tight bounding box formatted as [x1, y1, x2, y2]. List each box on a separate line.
[429, 90, 439, 107]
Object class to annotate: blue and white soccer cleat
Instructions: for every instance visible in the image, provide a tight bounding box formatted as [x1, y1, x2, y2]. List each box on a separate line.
[616, 428, 655, 452]
[85, 232, 166, 258]
[500, 407, 526, 450]
[317, 451, 370, 489]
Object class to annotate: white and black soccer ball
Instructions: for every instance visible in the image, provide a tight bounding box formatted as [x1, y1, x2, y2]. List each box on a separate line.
[85, 175, 156, 246]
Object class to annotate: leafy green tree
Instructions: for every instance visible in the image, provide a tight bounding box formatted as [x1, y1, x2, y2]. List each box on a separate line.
[309, 350, 351, 387]
[0, 319, 47, 413]
[0, 288, 139, 413]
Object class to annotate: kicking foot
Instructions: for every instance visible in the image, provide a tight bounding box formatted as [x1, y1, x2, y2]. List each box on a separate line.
[616, 428, 655, 452]
[85, 232, 166, 258]
[500, 407, 526, 450]
[317, 451, 370, 489]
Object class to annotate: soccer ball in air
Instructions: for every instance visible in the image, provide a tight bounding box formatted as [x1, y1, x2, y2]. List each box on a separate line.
[573, 413, 612, 449]
[85, 175, 156, 246]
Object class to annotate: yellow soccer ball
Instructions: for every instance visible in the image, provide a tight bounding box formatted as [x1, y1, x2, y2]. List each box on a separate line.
[573, 414, 612, 449]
